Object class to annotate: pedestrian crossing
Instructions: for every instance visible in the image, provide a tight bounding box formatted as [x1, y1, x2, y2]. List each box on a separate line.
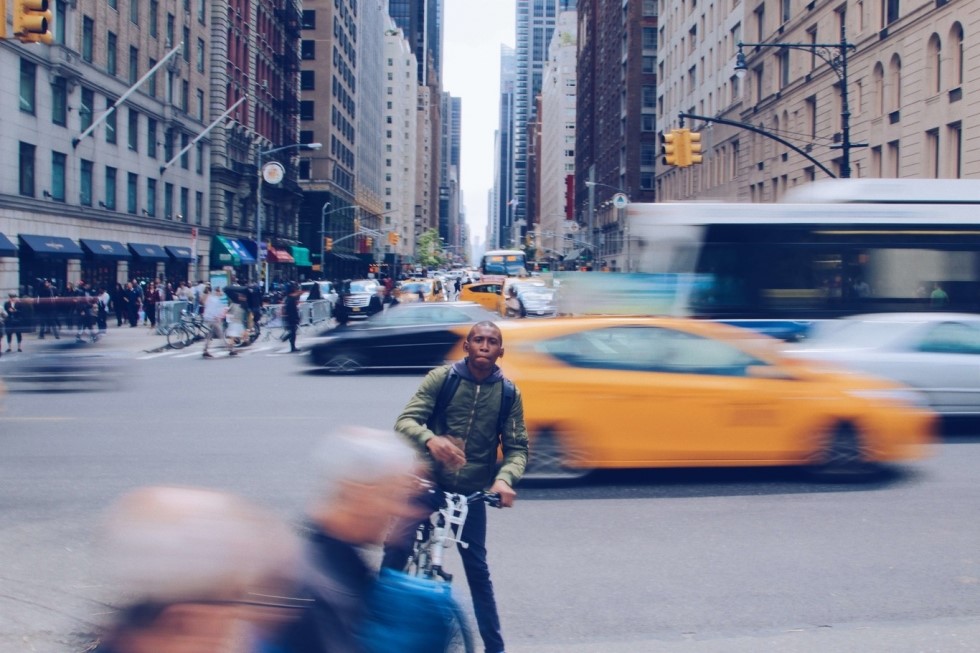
[136, 342, 300, 359]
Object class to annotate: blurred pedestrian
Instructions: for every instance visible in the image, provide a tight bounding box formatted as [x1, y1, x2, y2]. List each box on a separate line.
[272, 426, 422, 653]
[930, 282, 949, 308]
[283, 283, 301, 353]
[3, 292, 24, 353]
[37, 279, 60, 339]
[76, 295, 98, 343]
[124, 282, 141, 328]
[96, 286, 111, 334]
[224, 290, 247, 351]
[143, 282, 160, 328]
[90, 485, 301, 653]
[381, 321, 528, 653]
[504, 286, 526, 318]
[202, 286, 232, 359]
[112, 283, 125, 327]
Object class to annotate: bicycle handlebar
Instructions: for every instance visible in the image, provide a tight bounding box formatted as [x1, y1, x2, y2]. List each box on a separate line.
[463, 490, 502, 509]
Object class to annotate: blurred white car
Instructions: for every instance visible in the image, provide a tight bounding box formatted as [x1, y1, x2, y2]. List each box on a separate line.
[785, 313, 980, 416]
[299, 281, 339, 307]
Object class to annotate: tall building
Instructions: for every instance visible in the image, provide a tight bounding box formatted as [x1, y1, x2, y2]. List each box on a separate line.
[212, 0, 304, 282]
[383, 24, 420, 266]
[537, 11, 578, 263]
[574, 0, 657, 271]
[354, 0, 388, 254]
[511, 0, 575, 245]
[1, 0, 214, 294]
[439, 93, 462, 247]
[388, 0, 444, 86]
[492, 44, 516, 249]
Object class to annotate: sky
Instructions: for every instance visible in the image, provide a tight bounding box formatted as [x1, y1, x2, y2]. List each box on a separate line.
[442, 0, 516, 248]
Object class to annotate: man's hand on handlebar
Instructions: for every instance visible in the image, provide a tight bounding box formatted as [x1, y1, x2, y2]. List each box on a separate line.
[489, 479, 516, 508]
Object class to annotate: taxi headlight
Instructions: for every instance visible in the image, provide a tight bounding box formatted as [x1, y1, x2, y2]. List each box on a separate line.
[848, 388, 930, 409]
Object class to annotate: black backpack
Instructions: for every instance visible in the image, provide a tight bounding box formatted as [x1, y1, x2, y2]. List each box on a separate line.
[429, 367, 516, 436]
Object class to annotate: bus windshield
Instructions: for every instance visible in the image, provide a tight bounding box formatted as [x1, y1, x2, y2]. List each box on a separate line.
[480, 250, 528, 277]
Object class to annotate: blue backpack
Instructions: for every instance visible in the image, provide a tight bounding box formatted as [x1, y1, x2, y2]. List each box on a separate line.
[357, 568, 472, 653]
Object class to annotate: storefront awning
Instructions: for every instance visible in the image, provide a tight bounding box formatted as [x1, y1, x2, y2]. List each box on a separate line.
[211, 236, 257, 267]
[165, 245, 194, 261]
[128, 242, 170, 262]
[0, 233, 16, 257]
[19, 234, 84, 258]
[81, 238, 130, 260]
[564, 248, 586, 261]
[290, 246, 312, 267]
[326, 251, 361, 262]
[266, 245, 295, 264]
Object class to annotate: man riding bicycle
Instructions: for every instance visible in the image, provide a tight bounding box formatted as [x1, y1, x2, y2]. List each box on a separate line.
[382, 320, 529, 653]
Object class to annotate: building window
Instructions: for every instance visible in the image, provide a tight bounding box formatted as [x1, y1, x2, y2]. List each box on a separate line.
[301, 101, 315, 120]
[128, 108, 139, 151]
[82, 16, 94, 61]
[301, 70, 315, 90]
[302, 40, 316, 59]
[302, 9, 315, 29]
[196, 142, 204, 174]
[949, 122, 962, 178]
[146, 178, 157, 216]
[887, 140, 900, 177]
[149, 0, 158, 36]
[300, 130, 315, 144]
[127, 173, 139, 214]
[147, 118, 157, 158]
[20, 59, 35, 114]
[299, 159, 311, 179]
[196, 38, 205, 72]
[130, 0, 139, 24]
[164, 128, 174, 161]
[105, 98, 117, 143]
[148, 58, 158, 97]
[19, 142, 35, 197]
[78, 88, 94, 131]
[181, 133, 189, 168]
[52, 76, 68, 125]
[194, 192, 203, 225]
[129, 46, 139, 84]
[950, 22, 964, 87]
[164, 182, 173, 218]
[224, 191, 234, 227]
[181, 80, 189, 112]
[167, 13, 174, 46]
[197, 0, 205, 23]
[883, 0, 899, 26]
[183, 27, 190, 61]
[196, 89, 205, 121]
[180, 187, 189, 224]
[105, 167, 117, 209]
[107, 32, 117, 75]
[51, 152, 66, 202]
[888, 54, 902, 113]
[80, 159, 93, 206]
[778, 49, 790, 88]
[927, 34, 941, 94]
[925, 128, 939, 178]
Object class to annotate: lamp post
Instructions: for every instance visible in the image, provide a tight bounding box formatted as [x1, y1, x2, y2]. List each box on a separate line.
[256, 142, 322, 291]
[584, 181, 630, 272]
[734, 24, 857, 178]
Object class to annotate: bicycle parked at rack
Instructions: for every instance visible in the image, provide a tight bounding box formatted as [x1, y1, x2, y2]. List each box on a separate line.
[399, 484, 501, 653]
[163, 311, 211, 349]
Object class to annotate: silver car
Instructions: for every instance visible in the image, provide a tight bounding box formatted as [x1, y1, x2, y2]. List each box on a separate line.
[785, 312, 980, 416]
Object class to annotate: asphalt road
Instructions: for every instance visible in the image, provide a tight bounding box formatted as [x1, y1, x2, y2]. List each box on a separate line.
[1, 345, 979, 653]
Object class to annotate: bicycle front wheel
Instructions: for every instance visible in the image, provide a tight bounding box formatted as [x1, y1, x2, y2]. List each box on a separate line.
[442, 601, 475, 653]
[166, 324, 189, 349]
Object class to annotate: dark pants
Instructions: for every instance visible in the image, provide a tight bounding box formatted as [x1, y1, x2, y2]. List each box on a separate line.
[285, 325, 298, 351]
[382, 490, 505, 653]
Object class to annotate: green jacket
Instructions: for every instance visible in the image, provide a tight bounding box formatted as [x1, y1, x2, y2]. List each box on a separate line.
[394, 362, 529, 493]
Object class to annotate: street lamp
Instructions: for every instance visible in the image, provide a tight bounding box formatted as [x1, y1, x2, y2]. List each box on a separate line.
[256, 142, 322, 291]
[584, 181, 630, 272]
[734, 24, 857, 178]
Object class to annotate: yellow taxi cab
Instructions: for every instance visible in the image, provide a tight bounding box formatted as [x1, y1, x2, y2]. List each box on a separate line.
[459, 277, 505, 312]
[447, 317, 936, 481]
[397, 278, 447, 304]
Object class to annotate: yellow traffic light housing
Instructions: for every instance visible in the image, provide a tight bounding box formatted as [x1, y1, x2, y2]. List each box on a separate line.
[353, 217, 361, 232]
[365, 237, 373, 249]
[688, 131, 703, 165]
[661, 130, 679, 167]
[324, 237, 333, 251]
[14, 0, 53, 44]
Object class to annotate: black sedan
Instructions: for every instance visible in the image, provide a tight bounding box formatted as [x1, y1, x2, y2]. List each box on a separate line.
[306, 302, 500, 373]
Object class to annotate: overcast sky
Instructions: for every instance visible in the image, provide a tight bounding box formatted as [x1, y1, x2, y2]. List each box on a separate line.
[442, 0, 516, 248]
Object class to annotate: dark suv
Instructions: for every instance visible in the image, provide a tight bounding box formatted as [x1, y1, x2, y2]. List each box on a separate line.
[342, 279, 382, 319]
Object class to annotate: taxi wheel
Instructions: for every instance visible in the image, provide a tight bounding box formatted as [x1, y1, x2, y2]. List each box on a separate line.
[524, 429, 591, 483]
[807, 423, 879, 482]
[322, 351, 367, 374]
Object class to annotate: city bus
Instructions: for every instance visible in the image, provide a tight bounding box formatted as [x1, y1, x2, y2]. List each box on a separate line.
[623, 180, 980, 325]
[479, 249, 528, 277]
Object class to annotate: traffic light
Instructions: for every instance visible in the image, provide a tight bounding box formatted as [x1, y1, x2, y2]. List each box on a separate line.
[387, 231, 398, 245]
[324, 237, 333, 251]
[353, 217, 361, 232]
[13, 0, 54, 44]
[661, 130, 679, 167]
[365, 237, 373, 249]
[688, 130, 703, 165]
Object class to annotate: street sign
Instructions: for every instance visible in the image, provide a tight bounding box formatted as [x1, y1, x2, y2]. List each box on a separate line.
[612, 193, 629, 209]
[261, 161, 285, 185]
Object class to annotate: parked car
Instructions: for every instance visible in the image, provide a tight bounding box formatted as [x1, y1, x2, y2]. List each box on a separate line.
[517, 286, 557, 317]
[307, 301, 499, 373]
[459, 280, 504, 312]
[397, 279, 448, 304]
[784, 312, 980, 416]
[445, 317, 935, 481]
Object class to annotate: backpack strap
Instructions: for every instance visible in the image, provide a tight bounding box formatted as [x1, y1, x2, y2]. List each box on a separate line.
[428, 366, 516, 437]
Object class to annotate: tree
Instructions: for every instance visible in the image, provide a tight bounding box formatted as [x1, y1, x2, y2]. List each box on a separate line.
[415, 228, 447, 268]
